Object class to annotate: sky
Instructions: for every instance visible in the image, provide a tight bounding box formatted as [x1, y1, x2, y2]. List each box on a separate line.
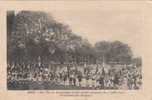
[48, 7, 143, 57]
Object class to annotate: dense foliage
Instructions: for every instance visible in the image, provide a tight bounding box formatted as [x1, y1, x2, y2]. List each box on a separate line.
[7, 11, 140, 66]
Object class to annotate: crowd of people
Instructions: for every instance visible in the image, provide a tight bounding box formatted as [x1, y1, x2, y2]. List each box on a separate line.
[7, 62, 142, 90]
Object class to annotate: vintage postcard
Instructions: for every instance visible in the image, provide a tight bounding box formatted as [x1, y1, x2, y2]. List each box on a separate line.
[0, 1, 151, 100]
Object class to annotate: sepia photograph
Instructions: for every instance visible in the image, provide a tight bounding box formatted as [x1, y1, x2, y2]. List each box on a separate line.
[7, 9, 142, 90]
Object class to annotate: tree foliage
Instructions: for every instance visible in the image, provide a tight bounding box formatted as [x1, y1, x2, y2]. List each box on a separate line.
[7, 11, 135, 65]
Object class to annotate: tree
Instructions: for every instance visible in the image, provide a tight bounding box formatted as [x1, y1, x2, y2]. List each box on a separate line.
[132, 57, 142, 67]
[94, 41, 133, 64]
[7, 11, 134, 66]
[109, 41, 133, 64]
[95, 41, 111, 63]
[7, 11, 73, 64]
[7, 11, 85, 64]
